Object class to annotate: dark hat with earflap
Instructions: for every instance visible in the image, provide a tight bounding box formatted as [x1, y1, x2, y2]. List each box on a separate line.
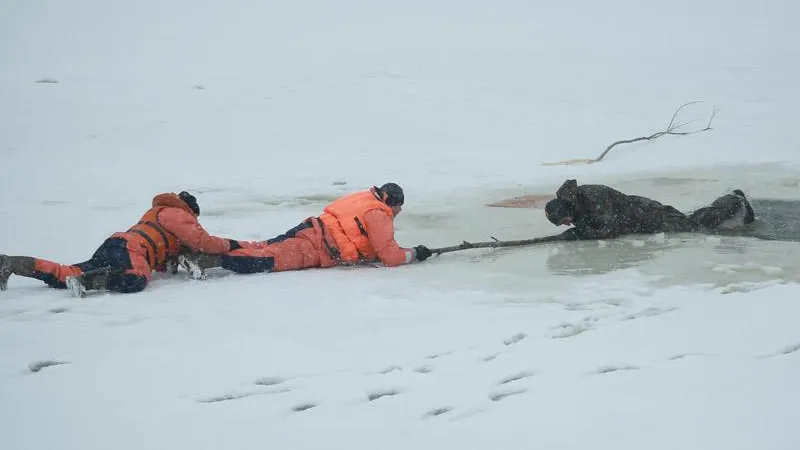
[179, 191, 200, 216]
[376, 182, 404, 207]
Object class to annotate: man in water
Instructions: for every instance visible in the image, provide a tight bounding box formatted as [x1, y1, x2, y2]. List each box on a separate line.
[544, 179, 755, 240]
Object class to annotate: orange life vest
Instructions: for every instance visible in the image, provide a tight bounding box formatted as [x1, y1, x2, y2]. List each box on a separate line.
[127, 206, 181, 269]
[318, 190, 394, 263]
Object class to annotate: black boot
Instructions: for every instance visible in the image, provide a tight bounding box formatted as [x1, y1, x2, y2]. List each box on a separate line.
[178, 251, 222, 280]
[65, 267, 111, 298]
[0, 255, 36, 291]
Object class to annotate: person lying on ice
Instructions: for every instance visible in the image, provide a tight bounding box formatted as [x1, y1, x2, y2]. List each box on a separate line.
[0, 192, 244, 297]
[179, 183, 433, 279]
[544, 179, 755, 240]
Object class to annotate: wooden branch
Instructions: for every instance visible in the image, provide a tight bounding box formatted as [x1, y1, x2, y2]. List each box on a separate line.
[542, 101, 717, 166]
[431, 234, 565, 256]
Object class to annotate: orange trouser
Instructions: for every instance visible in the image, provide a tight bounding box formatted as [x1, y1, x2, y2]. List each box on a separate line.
[221, 220, 336, 274]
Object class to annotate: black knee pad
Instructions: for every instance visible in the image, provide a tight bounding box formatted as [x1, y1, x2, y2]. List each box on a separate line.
[221, 255, 275, 274]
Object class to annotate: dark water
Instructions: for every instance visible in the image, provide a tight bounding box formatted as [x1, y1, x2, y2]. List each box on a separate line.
[722, 198, 800, 242]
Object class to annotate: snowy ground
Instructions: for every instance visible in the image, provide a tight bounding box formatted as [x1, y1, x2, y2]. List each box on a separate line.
[2, 0, 799, 449]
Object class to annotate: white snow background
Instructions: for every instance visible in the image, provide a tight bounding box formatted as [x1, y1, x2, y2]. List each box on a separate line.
[1, 0, 799, 449]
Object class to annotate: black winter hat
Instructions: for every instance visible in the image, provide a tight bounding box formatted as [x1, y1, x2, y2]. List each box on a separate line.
[377, 183, 404, 206]
[545, 198, 575, 225]
[179, 191, 200, 216]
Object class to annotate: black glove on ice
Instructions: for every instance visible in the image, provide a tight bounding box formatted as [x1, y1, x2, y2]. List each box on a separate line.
[414, 245, 432, 262]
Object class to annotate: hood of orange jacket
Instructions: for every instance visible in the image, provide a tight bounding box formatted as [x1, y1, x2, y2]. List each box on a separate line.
[152, 193, 195, 215]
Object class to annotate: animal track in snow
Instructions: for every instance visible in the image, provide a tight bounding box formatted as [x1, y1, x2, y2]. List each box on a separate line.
[414, 365, 433, 374]
[28, 360, 69, 373]
[367, 389, 402, 402]
[48, 307, 69, 314]
[594, 365, 639, 375]
[504, 333, 527, 346]
[292, 403, 316, 412]
[497, 371, 536, 386]
[489, 388, 526, 402]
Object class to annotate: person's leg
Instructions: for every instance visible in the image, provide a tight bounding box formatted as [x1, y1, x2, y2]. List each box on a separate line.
[65, 238, 151, 297]
[221, 227, 323, 274]
[0, 254, 83, 290]
[180, 220, 324, 278]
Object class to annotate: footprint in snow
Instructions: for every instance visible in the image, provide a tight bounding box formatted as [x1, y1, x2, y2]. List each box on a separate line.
[197, 388, 291, 403]
[594, 365, 639, 375]
[28, 360, 69, 373]
[503, 333, 527, 346]
[367, 389, 402, 402]
[551, 322, 593, 339]
[667, 353, 709, 361]
[292, 403, 317, 412]
[481, 353, 499, 362]
[496, 371, 536, 386]
[780, 344, 800, 355]
[414, 365, 433, 374]
[254, 376, 286, 386]
[375, 365, 402, 375]
[423, 407, 453, 418]
[427, 351, 453, 360]
[488, 388, 526, 402]
[622, 307, 679, 321]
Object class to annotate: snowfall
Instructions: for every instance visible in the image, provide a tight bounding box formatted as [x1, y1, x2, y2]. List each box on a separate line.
[1, 1, 799, 449]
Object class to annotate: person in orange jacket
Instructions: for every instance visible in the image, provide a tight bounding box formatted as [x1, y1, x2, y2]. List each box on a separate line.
[180, 183, 432, 279]
[0, 192, 244, 297]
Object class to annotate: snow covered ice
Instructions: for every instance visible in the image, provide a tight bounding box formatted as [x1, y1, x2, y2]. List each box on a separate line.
[1, 0, 800, 449]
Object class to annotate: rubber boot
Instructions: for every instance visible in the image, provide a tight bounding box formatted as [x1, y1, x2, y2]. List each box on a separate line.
[178, 251, 222, 280]
[0, 255, 36, 291]
[65, 267, 111, 298]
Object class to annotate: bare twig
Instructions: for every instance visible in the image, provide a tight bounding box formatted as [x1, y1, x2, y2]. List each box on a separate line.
[431, 234, 565, 256]
[542, 101, 717, 166]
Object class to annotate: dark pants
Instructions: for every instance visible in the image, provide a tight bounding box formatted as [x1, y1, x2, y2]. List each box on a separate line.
[73, 237, 148, 293]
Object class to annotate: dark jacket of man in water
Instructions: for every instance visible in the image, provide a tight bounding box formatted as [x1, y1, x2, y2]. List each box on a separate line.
[544, 179, 755, 240]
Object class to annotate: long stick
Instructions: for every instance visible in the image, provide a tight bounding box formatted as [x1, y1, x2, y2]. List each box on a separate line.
[430, 234, 565, 255]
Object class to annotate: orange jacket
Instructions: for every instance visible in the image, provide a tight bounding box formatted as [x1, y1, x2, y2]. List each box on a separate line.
[318, 189, 414, 266]
[117, 193, 235, 269]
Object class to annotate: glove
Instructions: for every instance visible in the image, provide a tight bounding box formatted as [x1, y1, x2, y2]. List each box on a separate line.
[414, 245, 432, 262]
[229, 240, 242, 251]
